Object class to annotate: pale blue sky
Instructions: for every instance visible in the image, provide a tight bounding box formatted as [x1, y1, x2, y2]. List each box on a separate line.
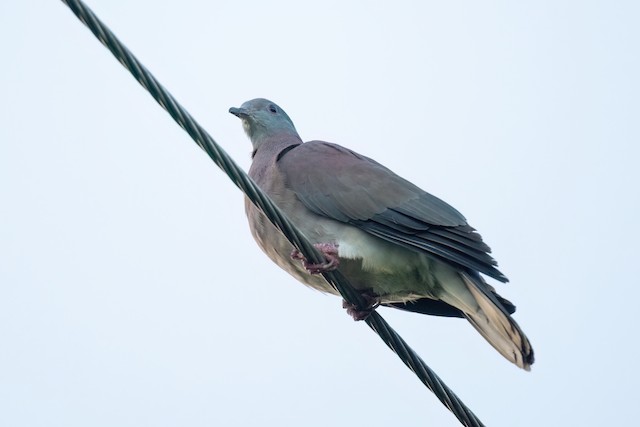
[1, 1, 639, 426]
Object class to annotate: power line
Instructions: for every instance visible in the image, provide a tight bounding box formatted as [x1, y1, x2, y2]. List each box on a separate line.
[59, 1, 485, 425]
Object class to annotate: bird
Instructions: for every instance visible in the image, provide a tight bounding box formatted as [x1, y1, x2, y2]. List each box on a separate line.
[229, 98, 534, 370]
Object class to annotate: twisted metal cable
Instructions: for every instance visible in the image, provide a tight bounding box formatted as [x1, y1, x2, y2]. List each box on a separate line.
[59, 1, 485, 426]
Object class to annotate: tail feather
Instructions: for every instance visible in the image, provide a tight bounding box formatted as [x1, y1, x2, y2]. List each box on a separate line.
[462, 273, 534, 370]
[439, 271, 534, 370]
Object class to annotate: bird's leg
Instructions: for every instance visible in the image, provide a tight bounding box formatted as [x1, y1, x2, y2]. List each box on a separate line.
[342, 291, 380, 321]
[291, 242, 340, 274]
[291, 244, 378, 320]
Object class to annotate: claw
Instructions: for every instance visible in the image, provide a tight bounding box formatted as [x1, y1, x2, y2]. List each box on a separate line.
[291, 242, 340, 274]
[342, 293, 380, 321]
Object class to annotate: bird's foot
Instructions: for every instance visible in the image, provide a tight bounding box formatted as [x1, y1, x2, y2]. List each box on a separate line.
[342, 292, 380, 321]
[291, 243, 340, 274]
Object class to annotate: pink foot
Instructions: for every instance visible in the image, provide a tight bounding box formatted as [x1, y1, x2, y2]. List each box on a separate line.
[342, 293, 380, 321]
[291, 243, 340, 274]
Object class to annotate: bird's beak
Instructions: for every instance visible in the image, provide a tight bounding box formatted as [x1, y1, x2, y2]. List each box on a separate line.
[229, 107, 249, 118]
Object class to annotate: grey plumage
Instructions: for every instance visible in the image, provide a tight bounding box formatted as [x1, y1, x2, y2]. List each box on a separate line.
[230, 98, 534, 370]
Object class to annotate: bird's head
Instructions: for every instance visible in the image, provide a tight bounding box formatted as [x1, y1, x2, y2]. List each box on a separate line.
[229, 98, 299, 151]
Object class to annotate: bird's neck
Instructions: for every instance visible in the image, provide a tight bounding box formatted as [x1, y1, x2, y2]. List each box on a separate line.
[249, 135, 302, 188]
[250, 134, 302, 160]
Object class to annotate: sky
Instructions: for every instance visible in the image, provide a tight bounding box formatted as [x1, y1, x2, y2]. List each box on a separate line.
[1, 1, 639, 426]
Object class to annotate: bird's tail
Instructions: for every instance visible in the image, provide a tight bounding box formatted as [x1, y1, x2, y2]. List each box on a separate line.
[440, 272, 535, 370]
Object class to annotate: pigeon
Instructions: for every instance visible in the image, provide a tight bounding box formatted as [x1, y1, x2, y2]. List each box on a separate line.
[230, 98, 534, 370]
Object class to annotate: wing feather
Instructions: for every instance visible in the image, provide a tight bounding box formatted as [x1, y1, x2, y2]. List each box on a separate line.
[278, 141, 507, 282]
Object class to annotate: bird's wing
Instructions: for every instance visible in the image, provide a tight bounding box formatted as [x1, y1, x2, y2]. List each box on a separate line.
[277, 141, 507, 282]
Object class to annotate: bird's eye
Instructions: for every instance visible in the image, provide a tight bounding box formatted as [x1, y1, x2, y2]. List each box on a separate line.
[268, 105, 277, 113]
